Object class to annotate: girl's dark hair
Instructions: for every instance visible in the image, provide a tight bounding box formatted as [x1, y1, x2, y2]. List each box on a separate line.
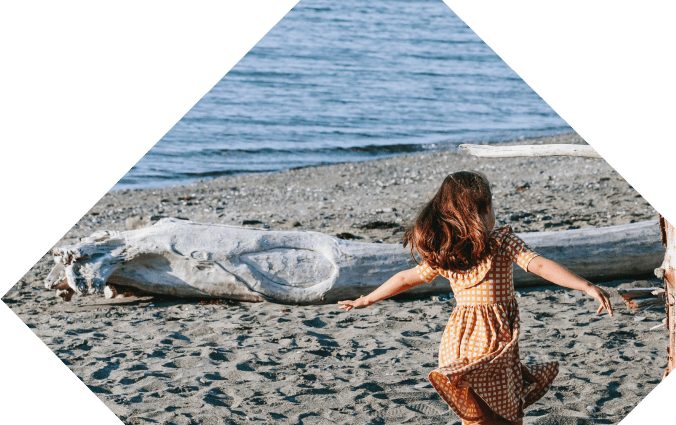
[403, 171, 493, 271]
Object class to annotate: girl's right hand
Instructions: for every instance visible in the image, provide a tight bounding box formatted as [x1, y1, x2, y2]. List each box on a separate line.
[585, 284, 614, 317]
[338, 295, 373, 311]
[337, 268, 425, 312]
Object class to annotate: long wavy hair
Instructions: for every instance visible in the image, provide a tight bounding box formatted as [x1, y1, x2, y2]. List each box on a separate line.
[403, 171, 494, 271]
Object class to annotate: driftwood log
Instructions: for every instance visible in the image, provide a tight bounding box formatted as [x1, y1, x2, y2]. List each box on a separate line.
[617, 288, 665, 309]
[459, 143, 602, 158]
[656, 217, 676, 375]
[45, 218, 662, 304]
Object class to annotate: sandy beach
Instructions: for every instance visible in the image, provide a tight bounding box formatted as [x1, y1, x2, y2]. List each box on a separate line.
[3, 133, 669, 424]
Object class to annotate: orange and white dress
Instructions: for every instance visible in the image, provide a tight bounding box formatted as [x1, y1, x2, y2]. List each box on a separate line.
[415, 226, 559, 423]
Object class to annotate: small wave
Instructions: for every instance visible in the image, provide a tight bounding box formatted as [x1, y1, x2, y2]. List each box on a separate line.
[178, 169, 278, 179]
[151, 143, 433, 159]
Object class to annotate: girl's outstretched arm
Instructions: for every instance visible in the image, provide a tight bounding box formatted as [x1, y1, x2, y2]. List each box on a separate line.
[338, 268, 424, 311]
[527, 256, 614, 317]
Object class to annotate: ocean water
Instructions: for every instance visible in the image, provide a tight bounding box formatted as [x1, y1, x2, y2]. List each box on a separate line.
[115, 0, 572, 190]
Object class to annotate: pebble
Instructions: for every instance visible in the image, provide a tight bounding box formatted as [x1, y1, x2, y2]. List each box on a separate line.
[414, 382, 431, 388]
[634, 316, 647, 322]
[586, 405, 598, 413]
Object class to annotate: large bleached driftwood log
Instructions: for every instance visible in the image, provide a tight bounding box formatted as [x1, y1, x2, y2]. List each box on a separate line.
[45, 218, 663, 304]
[459, 144, 601, 158]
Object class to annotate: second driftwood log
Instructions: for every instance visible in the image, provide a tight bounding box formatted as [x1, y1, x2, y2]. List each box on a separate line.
[44, 218, 663, 304]
[458, 144, 602, 158]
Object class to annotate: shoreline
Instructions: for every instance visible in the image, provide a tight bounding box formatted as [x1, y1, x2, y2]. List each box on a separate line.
[114, 129, 575, 192]
[4, 132, 668, 424]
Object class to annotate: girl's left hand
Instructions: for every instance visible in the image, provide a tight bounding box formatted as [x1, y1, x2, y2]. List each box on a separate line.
[338, 295, 372, 311]
[585, 284, 614, 317]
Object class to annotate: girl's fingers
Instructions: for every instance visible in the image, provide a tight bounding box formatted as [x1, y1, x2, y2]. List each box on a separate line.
[596, 300, 613, 317]
[604, 292, 613, 316]
[338, 296, 371, 311]
[338, 301, 353, 310]
[338, 300, 360, 311]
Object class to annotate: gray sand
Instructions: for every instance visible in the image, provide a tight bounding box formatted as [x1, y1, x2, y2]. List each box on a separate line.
[3, 133, 668, 424]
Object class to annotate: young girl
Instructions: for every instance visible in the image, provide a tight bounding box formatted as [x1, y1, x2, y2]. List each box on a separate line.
[338, 171, 613, 425]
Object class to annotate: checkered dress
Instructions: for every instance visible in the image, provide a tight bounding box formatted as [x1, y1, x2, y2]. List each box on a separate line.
[416, 226, 559, 422]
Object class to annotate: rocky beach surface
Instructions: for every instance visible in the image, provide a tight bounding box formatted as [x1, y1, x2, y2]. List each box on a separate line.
[3, 133, 668, 424]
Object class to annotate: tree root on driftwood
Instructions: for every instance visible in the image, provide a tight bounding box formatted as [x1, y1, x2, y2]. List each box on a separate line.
[656, 216, 676, 376]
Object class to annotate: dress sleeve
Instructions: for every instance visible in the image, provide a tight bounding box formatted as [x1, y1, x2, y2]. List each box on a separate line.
[415, 261, 441, 283]
[502, 233, 539, 272]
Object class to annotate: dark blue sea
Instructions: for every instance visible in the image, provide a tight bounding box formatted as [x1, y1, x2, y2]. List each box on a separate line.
[115, 0, 572, 191]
